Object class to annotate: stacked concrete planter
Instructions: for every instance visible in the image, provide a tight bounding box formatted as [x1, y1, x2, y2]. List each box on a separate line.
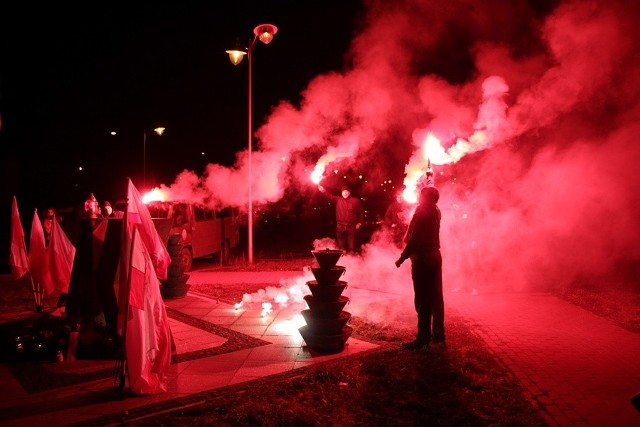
[299, 249, 352, 353]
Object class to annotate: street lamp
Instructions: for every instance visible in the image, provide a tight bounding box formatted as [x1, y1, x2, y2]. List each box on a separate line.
[226, 23, 278, 264]
[143, 127, 165, 189]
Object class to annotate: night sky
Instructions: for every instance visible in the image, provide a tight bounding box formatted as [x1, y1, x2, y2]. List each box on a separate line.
[0, 1, 362, 209]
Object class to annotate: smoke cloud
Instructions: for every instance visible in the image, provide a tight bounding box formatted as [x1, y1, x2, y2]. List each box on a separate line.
[161, 0, 640, 320]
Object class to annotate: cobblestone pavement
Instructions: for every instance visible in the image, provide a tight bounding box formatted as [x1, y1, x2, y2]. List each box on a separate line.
[1, 271, 638, 426]
[446, 291, 640, 426]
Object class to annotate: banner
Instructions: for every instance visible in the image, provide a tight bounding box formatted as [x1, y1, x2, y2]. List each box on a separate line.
[126, 179, 170, 280]
[47, 216, 76, 293]
[29, 209, 54, 295]
[9, 196, 29, 280]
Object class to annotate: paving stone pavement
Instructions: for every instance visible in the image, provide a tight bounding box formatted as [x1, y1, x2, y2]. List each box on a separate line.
[1, 271, 638, 426]
[445, 290, 640, 426]
[0, 293, 378, 425]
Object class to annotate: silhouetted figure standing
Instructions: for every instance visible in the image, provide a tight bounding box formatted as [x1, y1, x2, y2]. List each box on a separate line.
[384, 195, 408, 248]
[395, 186, 445, 350]
[319, 184, 364, 254]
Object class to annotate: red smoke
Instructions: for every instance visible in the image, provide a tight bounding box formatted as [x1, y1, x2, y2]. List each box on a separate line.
[156, 0, 640, 300]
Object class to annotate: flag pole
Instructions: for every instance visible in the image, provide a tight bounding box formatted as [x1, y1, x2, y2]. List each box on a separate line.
[27, 274, 41, 312]
[117, 224, 136, 396]
[37, 280, 43, 312]
[115, 184, 135, 398]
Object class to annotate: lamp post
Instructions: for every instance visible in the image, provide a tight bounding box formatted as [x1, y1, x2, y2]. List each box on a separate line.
[226, 23, 278, 264]
[143, 127, 165, 190]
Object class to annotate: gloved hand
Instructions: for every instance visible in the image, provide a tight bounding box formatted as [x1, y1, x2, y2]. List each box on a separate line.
[395, 257, 404, 268]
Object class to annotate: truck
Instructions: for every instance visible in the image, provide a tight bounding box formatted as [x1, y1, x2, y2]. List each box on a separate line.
[145, 200, 240, 272]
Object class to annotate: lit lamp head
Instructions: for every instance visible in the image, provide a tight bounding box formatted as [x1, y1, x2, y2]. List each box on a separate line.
[226, 40, 247, 66]
[254, 23, 278, 44]
[226, 24, 278, 66]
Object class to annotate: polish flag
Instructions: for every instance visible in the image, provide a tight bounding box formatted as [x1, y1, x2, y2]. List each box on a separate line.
[126, 179, 170, 280]
[9, 196, 29, 280]
[115, 179, 172, 395]
[124, 226, 171, 394]
[29, 209, 54, 295]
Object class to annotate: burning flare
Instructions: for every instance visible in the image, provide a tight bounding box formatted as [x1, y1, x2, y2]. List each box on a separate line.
[310, 163, 326, 184]
[142, 188, 169, 204]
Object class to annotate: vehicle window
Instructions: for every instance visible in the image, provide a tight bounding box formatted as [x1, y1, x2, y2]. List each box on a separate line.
[173, 204, 188, 226]
[195, 204, 217, 221]
[194, 205, 205, 221]
[148, 202, 170, 219]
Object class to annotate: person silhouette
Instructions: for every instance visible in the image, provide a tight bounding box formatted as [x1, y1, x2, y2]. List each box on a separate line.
[102, 201, 115, 217]
[318, 184, 365, 254]
[395, 186, 445, 350]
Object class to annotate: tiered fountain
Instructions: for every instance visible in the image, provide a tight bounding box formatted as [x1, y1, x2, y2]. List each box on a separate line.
[299, 249, 353, 353]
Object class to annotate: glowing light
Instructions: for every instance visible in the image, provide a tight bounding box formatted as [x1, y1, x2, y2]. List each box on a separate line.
[271, 314, 307, 334]
[78, 166, 83, 171]
[414, 128, 493, 169]
[110, 131, 117, 136]
[226, 49, 246, 66]
[254, 23, 278, 45]
[142, 187, 169, 204]
[261, 302, 273, 317]
[402, 186, 418, 204]
[311, 162, 326, 184]
[424, 133, 449, 165]
[400, 132, 446, 203]
[281, 156, 286, 162]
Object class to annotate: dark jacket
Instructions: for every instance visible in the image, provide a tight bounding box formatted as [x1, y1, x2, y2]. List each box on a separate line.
[400, 202, 440, 261]
[322, 189, 365, 226]
[335, 196, 364, 226]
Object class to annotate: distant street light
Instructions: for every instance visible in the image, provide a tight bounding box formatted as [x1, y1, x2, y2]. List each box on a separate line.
[226, 23, 278, 264]
[143, 127, 165, 189]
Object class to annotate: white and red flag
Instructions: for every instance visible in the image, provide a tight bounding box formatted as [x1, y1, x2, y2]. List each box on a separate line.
[126, 179, 170, 280]
[115, 179, 172, 394]
[123, 226, 171, 394]
[47, 215, 76, 293]
[9, 196, 29, 280]
[29, 209, 54, 295]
